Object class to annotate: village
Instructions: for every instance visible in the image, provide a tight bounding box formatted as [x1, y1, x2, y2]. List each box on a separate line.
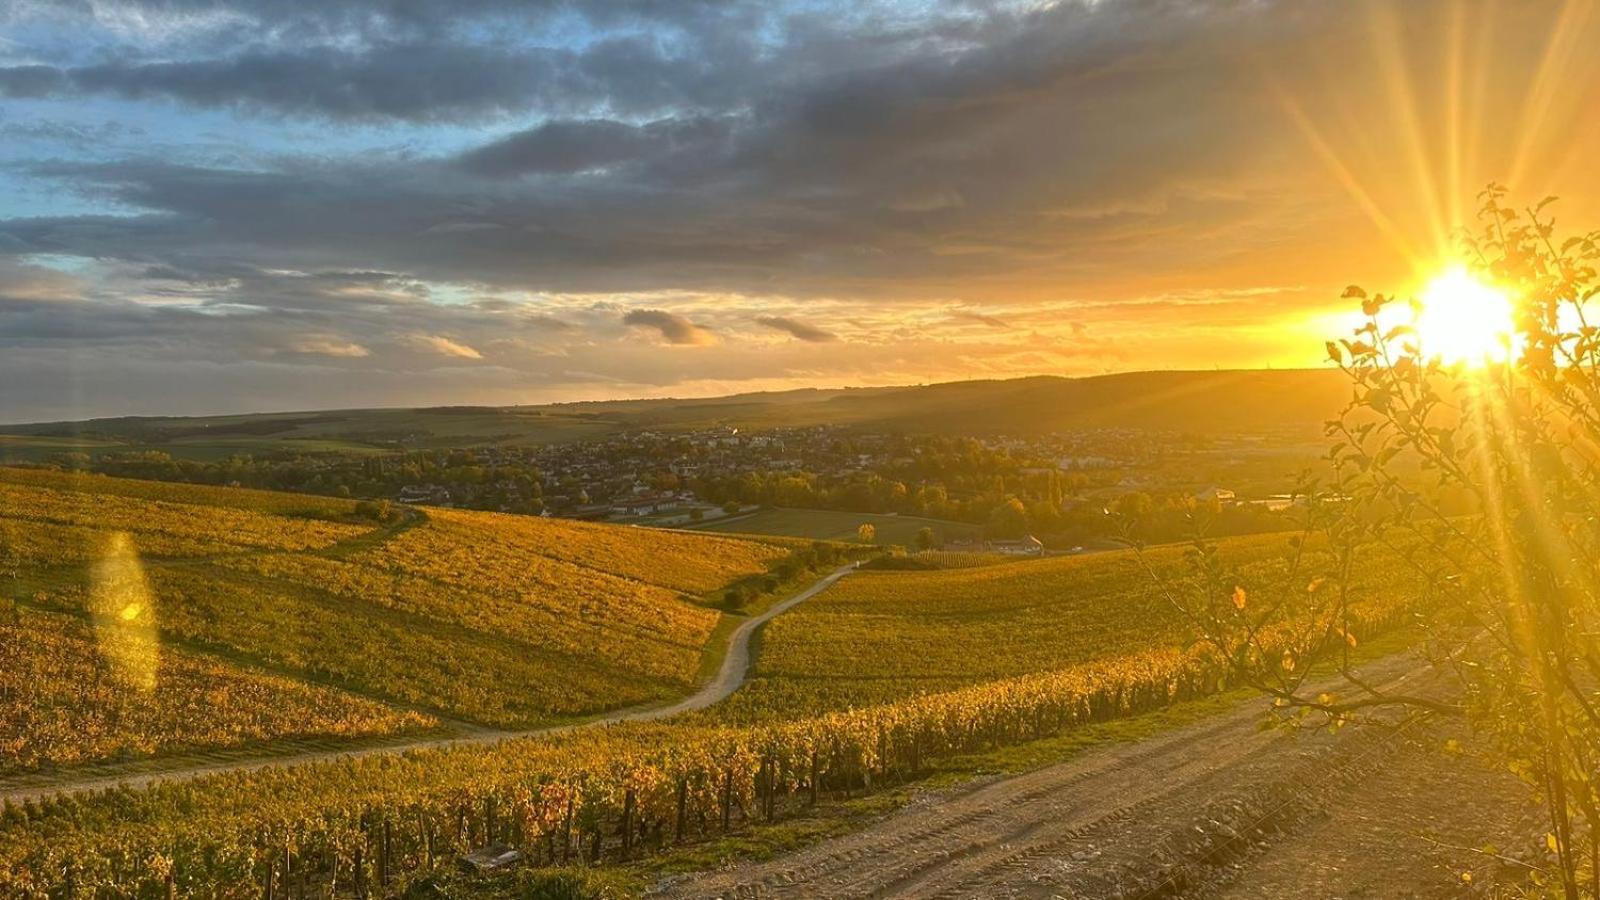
[383, 424, 1322, 547]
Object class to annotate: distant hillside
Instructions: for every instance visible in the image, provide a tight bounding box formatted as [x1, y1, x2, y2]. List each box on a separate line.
[773, 370, 1348, 435]
[1, 370, 1348, 456]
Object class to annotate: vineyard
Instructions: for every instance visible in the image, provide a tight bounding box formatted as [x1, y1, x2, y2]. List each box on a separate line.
[0, 469, 794, 771]
[0, 499, 1430, 897]
[710, 535, 1422, 721]
[0, 468, 1429, 896]
[0, 607, 433, 774]
[0, 574, 1417, 898]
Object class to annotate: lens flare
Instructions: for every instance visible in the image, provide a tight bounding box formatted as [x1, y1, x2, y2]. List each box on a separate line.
[90, 532, 159, 693]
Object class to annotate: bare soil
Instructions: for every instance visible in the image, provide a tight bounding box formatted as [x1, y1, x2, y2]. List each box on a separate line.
[651, 656, 1540, 899]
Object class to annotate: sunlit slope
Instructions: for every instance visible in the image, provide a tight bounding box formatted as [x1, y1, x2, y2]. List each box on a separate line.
[0, 607, 430, 773]
[0, 468, 789, 773]
[712, 534, 1418, 721]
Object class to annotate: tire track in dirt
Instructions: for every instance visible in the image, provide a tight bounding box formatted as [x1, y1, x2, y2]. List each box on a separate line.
[650, 651, 1437, 900]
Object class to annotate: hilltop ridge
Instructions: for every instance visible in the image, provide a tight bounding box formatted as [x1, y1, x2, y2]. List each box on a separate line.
[4, 370, 1347, 452]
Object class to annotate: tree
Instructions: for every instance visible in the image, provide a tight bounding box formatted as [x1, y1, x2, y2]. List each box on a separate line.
[986, 497, 1029, 539]
[856, 523, 877, 544]
[1134, 188, 1600, 898]
[353, 499, 393, 522]
[914, 526, 935, 551]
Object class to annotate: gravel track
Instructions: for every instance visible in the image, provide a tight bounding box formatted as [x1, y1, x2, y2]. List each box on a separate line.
[651, 651, 1525, 899]
[0, 564, 857, 803]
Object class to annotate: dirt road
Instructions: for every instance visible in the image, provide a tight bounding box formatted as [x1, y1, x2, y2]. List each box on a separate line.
[652, 653, 1537, 899]
[0, 564, 857, 803]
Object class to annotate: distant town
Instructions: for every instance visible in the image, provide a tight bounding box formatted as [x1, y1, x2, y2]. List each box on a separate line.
[29, 424, 1329, 547]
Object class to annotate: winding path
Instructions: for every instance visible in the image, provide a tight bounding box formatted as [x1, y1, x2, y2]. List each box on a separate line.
[0, 564, 857, 803]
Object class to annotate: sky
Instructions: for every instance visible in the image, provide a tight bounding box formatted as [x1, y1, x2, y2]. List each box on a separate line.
[2, 0, 1598, 421]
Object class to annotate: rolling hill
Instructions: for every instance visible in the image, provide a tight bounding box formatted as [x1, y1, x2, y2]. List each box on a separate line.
[0, 370, 1349, 460]
[0, 467, 794, 774]
[705, 534, 1421, 723]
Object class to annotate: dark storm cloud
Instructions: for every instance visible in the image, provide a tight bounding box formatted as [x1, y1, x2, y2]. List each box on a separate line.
[622, 309, 715, 345]
[755, 316, 838, 343]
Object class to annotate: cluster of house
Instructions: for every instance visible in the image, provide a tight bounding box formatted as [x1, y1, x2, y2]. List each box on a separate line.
[943, 535, 1047, 556]
[396, 484, 452, 506]
[1193, 486, 1308, 512]
[607, 489, 687, 517]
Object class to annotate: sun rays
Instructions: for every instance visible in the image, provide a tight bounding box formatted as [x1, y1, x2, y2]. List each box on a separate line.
[1275, 0, 1600, 286]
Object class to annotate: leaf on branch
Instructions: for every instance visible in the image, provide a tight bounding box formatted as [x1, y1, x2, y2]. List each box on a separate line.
[1232, 585, 1248, 610]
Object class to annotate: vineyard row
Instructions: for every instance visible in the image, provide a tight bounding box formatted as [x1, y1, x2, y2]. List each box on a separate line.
[0, 597, 1411, 898]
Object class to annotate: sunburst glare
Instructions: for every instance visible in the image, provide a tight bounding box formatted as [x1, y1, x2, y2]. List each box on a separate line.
[1413, 266, 1516, 365]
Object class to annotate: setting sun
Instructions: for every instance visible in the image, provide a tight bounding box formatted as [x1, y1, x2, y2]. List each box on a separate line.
[1413, 267, 1516, 366]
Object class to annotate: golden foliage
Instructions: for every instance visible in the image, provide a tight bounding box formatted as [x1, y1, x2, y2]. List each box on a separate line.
[0, 607, 431, 774]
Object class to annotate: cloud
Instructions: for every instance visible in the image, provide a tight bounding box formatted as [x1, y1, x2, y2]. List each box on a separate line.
[623, 309, 717, 345]
[0, 46, 559, 122]
[1, 1, 1597, 417]
[0, 0, 1356, 304]
[948, 312, 1009, 329]
[289, 335, 370, 357]
[755, 315, 838, 343]
[0, 10, 762, 123]
[410, 334, 483, 359]
[457, 116, 733, 177]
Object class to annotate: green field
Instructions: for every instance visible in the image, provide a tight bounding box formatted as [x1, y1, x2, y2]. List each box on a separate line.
[686, 506, 980, 546]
